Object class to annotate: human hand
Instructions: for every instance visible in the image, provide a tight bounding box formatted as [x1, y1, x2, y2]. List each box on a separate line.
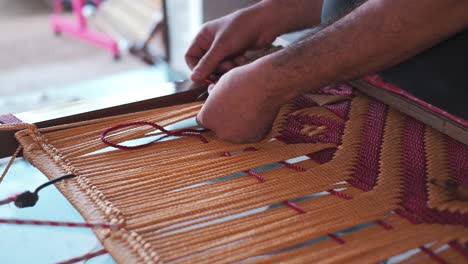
[197, 63, 286, 143]
[185, 3, 281, 82]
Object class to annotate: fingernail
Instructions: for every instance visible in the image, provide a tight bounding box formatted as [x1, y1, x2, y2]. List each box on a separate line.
[208, 84, 215, 94]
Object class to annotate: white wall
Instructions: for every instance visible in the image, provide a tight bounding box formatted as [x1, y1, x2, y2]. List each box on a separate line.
[166, 0, 256, 75]
[166, 0, 203, 75]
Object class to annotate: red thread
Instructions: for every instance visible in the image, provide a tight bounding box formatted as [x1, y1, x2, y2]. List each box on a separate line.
[375, 219, 393, 230]
[245, 170, 265, 183]
[448, 241, 468, 259]
[328, 233, 346, 245]
[395, 209, 421, 224]
[0, 193, 19, 206]
[223, 152, 232, 157]
[347, 102, 388, 191]
[397, 118, 468, 227]
[279, 161, 306, 172]
[56, 248, 108, 264]
[244, 147, 258, 152]
[419, 246, 449, 264]
[101, 121, 208, 150]
[0, 218, 120, 231]
[327, 189, 353, 200]
[283, 201, 306, 214]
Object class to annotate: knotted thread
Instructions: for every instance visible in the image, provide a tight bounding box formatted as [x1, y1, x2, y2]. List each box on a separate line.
[0, 174, 76, 208]
[101, 121, 208, 150]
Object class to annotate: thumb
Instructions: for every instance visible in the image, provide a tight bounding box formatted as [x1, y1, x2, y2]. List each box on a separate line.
[207, 84, 216, 94]
[191, 42, 226, 82]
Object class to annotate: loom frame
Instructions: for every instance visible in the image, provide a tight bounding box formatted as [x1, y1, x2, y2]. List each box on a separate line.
[1, 78, 466, 160]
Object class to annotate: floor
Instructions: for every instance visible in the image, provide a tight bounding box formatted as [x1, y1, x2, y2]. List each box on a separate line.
[0, 160, 114, 264]
[0, 0, 144, 114]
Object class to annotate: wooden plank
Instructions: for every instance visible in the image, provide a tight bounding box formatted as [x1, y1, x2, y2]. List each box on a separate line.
[350, 79, 468, 145]
[0, 80, 205, 159]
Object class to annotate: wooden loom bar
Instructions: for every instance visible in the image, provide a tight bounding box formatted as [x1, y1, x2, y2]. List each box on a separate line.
[1, 77, 467, 159]
[0, 80, 205, 159]
[350, 79, 468, 145]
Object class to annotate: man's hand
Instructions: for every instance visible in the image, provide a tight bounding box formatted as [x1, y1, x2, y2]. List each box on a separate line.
[194, 0, 468, 144]
[186, 7, 275, 82]
[186, 0, 323, 82]
[197, 62, 292, 143]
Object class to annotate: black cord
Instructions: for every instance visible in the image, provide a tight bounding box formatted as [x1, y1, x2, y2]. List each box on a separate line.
[34, 174, 76, 194]
[14, 174, 76, 208]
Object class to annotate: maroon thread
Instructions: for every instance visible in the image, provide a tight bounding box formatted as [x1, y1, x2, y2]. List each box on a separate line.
[56, 248, 108, 264]
[419, 246, 448, 264]
[245, 170, 265, 183]
[448, 241, 468, 259]
[0, 218, 120, 231]
[280, 115, 345, 145]
[375, 219, 393, 230]
[244, 147, 258, 152]
[399, 118, 468, 226]
[319, 84, 354, 95]
[347, 102, 388, 192]
[292, 96, 318, 109]
[283, 201, 306, 214]
[279, 161, 306, 172]
[324, 100, 352, 119]
[395, 209, 422, 225]
[101, 121, 208, 150]
[307, 148, 337, 164]
[327, 233, 346, 245]
[446, 137, 468, 186]
[327, 189, 353, 200]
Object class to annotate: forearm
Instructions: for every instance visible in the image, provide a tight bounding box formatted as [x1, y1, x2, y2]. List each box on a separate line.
[251, 0, 323, 38]
[254, 0, 468, 104]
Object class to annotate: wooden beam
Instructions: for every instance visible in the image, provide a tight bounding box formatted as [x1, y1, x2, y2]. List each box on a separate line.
[0, 80, 205, 159]
[350, 79, 468, 145]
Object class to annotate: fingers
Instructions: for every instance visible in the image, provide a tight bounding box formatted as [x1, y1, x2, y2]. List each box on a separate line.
[191, 40, 227, 82]
[233, 55, 250, 66]
[216, 61, 237, 74]
[207, 84, 216, 94]
[186, 27, 253, 82]
[213, 55, 252, 76]
[185, 29, 214, 70]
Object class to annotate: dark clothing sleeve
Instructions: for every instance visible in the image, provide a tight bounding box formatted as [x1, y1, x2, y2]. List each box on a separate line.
[321, 0, 468, 119]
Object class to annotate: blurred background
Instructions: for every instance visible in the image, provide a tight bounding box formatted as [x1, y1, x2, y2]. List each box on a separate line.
[0, 0, 256, 114]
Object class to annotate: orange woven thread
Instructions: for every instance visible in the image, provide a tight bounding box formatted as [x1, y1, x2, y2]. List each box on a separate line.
[7, 87, 468, 263]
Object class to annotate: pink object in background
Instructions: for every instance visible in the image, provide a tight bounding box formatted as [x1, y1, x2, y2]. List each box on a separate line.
[50, 0, 120, 59]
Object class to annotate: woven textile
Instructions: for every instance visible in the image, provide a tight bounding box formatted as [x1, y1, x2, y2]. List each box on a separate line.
[7, 85, 468, 263]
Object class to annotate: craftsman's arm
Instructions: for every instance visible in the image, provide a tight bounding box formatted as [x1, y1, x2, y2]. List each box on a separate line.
[186, 0, 323, 82]
[198, 0, 468, 143]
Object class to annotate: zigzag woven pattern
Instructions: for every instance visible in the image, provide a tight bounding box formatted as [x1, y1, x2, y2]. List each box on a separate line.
[10, 84, 468, 263]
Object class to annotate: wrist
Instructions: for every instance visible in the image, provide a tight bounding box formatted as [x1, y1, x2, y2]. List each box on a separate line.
[242, 59, 301, 107]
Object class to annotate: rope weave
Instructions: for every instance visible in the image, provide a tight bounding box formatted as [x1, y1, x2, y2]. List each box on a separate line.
[4, 87, 467, 263]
